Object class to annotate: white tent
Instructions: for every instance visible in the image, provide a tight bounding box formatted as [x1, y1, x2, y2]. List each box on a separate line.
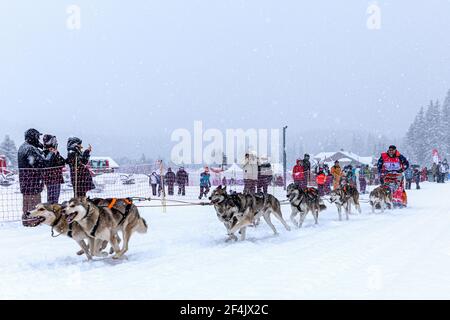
[223, 163, 243, 180]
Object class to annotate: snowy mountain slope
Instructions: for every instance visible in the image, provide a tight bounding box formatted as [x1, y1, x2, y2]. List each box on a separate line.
[0, 182, 449, 299]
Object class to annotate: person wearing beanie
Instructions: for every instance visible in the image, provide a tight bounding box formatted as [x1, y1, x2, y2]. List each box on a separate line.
[66, 137, 95, 197]
[42, 134, 66, 204]
[199, 166, 211, 199]
[18, 128, 53, 224]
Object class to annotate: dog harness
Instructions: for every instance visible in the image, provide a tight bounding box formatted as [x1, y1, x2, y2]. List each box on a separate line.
[51, 213, 64, 238]
[67, 223, 73, 238]
[107, 198, 134, 226]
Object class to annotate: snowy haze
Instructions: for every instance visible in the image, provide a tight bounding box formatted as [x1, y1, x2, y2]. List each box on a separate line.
[1, 1, 450, 159]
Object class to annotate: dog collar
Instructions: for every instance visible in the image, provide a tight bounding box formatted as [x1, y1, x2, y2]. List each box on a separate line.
[81, 204, 91, 220]
[51, 213, 63, 227]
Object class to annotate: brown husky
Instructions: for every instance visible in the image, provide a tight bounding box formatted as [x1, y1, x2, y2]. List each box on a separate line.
[23, 202, 115, 260]
[369, 186, 393, 213]
[64, 197, 148, 259]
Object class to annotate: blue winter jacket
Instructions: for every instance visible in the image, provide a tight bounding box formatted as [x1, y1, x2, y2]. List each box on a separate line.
[200, 172, 211, 187]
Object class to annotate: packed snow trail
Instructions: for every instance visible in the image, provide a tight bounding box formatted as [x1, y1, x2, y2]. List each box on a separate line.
[0, 182, 449, 299]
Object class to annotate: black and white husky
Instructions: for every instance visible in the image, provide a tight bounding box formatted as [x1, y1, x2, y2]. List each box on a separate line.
[329, 184, 362, 220]
[286, 183, 327, 227]
[209, 186, 290, 241]
[369, 185, 393, 213]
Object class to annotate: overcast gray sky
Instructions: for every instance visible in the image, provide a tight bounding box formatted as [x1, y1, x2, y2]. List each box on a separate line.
[1, 0, 449, 159]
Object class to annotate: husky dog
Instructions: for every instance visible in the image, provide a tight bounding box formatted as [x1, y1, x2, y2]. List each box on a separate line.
[329, 184, 362, 220]
[23, 202, 114, 260]
[286, 183, 327, 227]
[209, 186, 290, 241]
[369, 186, 393, 213]
[64, 197, 148, 259]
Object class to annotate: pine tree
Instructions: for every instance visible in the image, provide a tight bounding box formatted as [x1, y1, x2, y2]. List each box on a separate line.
[441, 90, 450, 159]
[415, 107, 428, 165]
[0, 135, 18, 167]
[423, 100, 441, 164]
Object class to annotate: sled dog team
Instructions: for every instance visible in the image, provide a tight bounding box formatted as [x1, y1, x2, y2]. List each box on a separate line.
[22, 183, 392, 260]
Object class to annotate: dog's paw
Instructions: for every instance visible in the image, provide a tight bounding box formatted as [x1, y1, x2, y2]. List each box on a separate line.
[76, 250, 84, 256]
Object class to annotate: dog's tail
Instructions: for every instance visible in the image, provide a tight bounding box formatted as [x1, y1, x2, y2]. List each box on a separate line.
[137, 217, 148, 234]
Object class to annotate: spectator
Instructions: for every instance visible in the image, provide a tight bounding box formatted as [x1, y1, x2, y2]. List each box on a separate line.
[18, 128, 52, 223]
[42, 134, 65, 204]
[330, 160, 342, 190]
[359, 166, 367, 194]
[149, 171, 162, 197]
[176, 167, 189, 196]
[444, 159, 449, 181]
[303, 153, 311, 186]
[165, 167, 176, 196]
[354, 166, 361, 193]
[66, 137, 95, 197]
[242, 153, 258, 194]
[342, 164, 353, 186]
[292, 159, 306, 189]
[404, 166, 413, 190]
[438, 161, 448, 183]
[199, 167, 211, 199]
[324, 169, 333, 195]
[413, 167, 421, 190]
[257, 157, 273, 194]
[316, 169, 327, 196]
[421, 167, 428, 182]
[431, 163, 438, 182]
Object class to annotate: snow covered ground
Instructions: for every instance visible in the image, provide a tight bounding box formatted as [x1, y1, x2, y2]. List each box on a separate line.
[1, 182, 449, 299]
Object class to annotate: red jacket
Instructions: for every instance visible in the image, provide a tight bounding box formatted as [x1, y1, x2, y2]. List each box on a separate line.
[377, 150, 409, 174]
[316, 173, 327, 185]
[292, 161, 305, 181]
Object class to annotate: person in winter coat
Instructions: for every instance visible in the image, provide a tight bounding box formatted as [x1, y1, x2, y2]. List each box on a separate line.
[242, 153, 258, 194]
[199, 167, 211, 199]
[66, 137, 95, 197]
[431, 163, 438, 182]
[42, 134, 65, 204]
[164, 167, 176, 195]
[176, 167, 189, 196]
[404, 167, 413, 190]
[438, 161, 449, 183]
[303, 153, 311, 186]
[330, 160, 342, 190]
[18, 128, 53, 222]
[377, 145, 409, 182]
[359, 165, 368, 194]
[316, 169, 327, 196]
[292, 159, 306, 189]
[257, 158, 273, 194]
[354, 166, 361, 192]
[443, 159, 449, 181]
[421, 167, 428, 182]
[413, 168, 421, 189]
[150, 172, 162, 196]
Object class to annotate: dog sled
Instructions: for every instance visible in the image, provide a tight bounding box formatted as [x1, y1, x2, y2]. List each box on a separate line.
[382, 172, 407, 208]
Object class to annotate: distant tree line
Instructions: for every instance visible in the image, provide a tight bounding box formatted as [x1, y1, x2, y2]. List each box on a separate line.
[403, 89, 450, 166]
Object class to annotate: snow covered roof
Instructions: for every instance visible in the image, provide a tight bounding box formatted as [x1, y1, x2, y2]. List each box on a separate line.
[313, 151, 373, 166]
[89, 156, 120, 168]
